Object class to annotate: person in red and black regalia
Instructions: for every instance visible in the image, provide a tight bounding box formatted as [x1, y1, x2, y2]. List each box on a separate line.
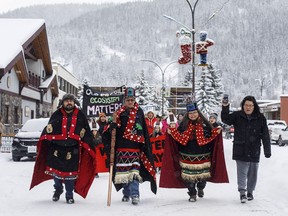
[103, 87, 157, 205]
[30, 94, 96, 204]
[159, 101, 229, 202]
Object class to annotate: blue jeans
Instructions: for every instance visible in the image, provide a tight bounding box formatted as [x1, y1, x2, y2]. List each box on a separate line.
[200, 53, 207, 64]
[236, 160, 259, 195]
[122, 180, 139, 197]
[54, 177, 75, 198]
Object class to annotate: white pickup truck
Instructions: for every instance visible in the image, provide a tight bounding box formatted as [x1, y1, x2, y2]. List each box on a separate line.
[267, 120, 288, 145]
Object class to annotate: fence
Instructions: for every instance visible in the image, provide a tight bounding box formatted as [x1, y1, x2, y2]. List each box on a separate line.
[0, 134, 14, 153]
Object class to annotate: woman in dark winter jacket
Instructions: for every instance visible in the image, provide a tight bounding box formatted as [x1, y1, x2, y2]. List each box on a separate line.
[221, 95, 271, 203]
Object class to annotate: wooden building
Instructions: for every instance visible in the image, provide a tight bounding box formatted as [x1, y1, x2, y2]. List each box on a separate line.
[0, 19, 59, 133]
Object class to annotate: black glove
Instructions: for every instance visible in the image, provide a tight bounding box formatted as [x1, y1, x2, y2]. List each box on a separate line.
[265, 153, 271, 158]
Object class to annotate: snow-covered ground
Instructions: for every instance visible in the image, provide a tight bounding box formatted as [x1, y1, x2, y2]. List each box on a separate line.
[0, 139, 287, 216]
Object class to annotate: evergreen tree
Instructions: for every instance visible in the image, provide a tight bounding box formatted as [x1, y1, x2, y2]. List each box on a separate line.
[134, 70, 163, 114]
[209, 63, 224, 108]
[134, 70, 151, 105]
[195, 67, 218, 114]
[182, 69, 192, 86]
[77, 78, 91, 108]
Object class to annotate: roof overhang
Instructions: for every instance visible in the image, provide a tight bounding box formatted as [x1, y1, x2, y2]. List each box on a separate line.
[0, 19, 53, 81]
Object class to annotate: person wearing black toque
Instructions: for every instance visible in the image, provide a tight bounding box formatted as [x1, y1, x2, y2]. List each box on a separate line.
[30, 93, 96, 204]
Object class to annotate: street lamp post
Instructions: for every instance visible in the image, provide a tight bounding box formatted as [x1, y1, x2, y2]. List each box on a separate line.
[140, 59, 178, 115]
[186, 0, 199, 97]
[164, 0, 200, 99]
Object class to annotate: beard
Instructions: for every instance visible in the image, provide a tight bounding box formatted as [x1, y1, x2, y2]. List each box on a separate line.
[64, 104, 74, 112]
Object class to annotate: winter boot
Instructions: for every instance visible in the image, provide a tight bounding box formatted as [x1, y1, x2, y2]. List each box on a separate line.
[131, 195, 140, 205]
[247, 193, 254, 201]
[52, 190, 63, 202]
[122, 195, 130, 202]
[187, 192, 197, 202]
[198, 189, 204, 198]
[240, 194, 247, 203]
[189, 195, 197, 202]
[66, 197, 75, 204]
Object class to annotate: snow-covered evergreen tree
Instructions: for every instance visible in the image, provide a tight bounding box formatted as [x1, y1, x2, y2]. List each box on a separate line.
[209, 63, 224, 108]
[134, 70, 164, 114]
[182, 69, 192, 86]
[134, 70, 152, 105]
[195, 66, 218, 114]
[77, 78, 91, 108]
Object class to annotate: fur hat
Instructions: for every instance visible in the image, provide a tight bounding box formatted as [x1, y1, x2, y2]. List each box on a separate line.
[61, 93, 80, 106]
[186, 102, 198, 112]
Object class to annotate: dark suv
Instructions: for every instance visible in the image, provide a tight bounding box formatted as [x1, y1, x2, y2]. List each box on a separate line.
[12, 118, 49, 161]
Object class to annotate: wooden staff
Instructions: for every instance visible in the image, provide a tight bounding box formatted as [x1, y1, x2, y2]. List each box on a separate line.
[107, 112, 117, 206]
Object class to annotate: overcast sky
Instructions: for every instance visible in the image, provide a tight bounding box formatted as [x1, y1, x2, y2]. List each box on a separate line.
[0, 0, 141, 13]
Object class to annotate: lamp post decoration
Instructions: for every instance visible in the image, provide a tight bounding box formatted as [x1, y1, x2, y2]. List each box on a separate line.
[177, 28, 192, 64]
[164, 0, 229, 98]
[195, 31, 214, 67]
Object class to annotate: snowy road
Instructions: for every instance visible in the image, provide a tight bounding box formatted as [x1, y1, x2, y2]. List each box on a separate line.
[0, 139, 287, 216]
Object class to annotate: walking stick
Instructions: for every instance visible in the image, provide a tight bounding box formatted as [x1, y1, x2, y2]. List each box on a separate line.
[107, 112, 117, 206]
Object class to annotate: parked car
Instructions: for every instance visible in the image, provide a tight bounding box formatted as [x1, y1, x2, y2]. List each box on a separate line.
[12, 118, 49, 161]
[271, 126, 288, 146]
[267, 120, 287, 144]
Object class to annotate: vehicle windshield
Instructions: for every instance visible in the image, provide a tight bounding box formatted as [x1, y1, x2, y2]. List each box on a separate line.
[21, 119, 49, 132]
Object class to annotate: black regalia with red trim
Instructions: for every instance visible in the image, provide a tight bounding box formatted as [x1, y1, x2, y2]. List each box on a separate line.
[30, 107, 96, 198]
[103, 102, 157, 194]
[159, 121, 229, 188]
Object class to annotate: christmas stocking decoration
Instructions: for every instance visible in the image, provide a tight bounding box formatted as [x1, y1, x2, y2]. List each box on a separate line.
[177, 28, 192, 64]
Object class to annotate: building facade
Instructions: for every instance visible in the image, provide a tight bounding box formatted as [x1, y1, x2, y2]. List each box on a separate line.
[0, 19, 58, 133]
[52, 62, 79, 110]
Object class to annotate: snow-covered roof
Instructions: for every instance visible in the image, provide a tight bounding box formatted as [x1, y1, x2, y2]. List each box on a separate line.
[0, 18, 45, 69]
[39, 70, 57, 89]
[257, 100, 280, 108]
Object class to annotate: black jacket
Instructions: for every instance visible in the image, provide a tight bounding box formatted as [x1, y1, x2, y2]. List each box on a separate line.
[221, 105, 271, 162]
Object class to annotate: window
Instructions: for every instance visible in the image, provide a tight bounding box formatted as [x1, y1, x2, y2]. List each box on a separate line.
[31, 110, 34, 119]
[24, 106, 30, 117]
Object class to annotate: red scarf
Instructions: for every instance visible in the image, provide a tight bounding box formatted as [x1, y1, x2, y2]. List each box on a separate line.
[116, 102, 145, 143]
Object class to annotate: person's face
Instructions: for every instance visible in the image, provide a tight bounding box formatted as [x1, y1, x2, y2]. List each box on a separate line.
[124, 97, 135, 108]
[63, 99, 75, 112]
[147, 112, 153, 119]
[243, 100, 254, 115]
[169, 123, 176, 128]
[155, 127, 160, 133]
[100, 116, 106, 122]
[92, 130, 98, 135]
[209, 117, 216, 123]
[188, 110, 199, 121]
[178, 115, 184, 121]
